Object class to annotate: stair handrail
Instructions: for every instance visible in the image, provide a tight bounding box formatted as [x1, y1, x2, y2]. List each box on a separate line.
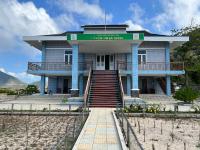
[84, 68, 92, 109]
[157, 78, 166, 94]
[118, 70, 125, 108]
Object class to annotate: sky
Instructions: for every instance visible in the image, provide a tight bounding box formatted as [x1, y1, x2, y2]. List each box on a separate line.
[0, 0, 200, 83]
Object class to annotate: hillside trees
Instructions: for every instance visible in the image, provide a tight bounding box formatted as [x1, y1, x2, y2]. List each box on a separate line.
[171, 25, 200, 85]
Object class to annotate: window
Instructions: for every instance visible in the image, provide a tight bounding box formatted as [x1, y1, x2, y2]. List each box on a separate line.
[64, 50, 72, 64]
[138, 50, 146, 64]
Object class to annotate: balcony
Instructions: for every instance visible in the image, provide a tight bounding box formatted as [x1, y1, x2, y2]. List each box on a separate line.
[28, 61, 93, 74]
[117, 61, 184, 71]
[27, 61, 184, 76]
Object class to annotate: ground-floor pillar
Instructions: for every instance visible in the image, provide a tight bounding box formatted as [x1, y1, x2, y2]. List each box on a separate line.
[71, 44, 79, 97]
[40, 75, 45, 95]
[131, 43, 139, 97]
[127, 75, 131, 96]
[166, 76, 171, 96]
[79, 74, 84, 96]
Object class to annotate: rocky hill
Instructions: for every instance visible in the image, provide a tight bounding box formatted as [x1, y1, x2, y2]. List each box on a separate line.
[0, 71, 26, 89]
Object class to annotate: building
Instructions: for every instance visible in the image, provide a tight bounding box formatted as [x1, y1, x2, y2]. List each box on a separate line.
[23, 24, 189, 99]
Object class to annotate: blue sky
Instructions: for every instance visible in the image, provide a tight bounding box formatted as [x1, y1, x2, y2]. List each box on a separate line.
[0, 0, 200, 83]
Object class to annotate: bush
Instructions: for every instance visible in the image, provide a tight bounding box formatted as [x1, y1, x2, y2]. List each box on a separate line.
[145, 104, 161, 113]
[62, 98, 68, 103]
[173, 87, 200, 103]
[0, 88, 17, 95]
[25, 85, 39, 95]
[0, 88, 10, 94]
[191, 104, 200, 113]
[6, 90, 17, 95]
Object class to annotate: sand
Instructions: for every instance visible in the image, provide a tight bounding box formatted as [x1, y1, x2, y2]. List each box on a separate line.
[128, 117, 200, 150]
[0, 115, 83, 149]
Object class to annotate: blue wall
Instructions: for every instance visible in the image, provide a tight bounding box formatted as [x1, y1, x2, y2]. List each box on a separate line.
[48, 77, 57, 93]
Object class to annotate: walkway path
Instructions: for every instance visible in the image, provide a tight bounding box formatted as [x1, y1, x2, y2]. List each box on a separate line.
[73, 108, 122, 150]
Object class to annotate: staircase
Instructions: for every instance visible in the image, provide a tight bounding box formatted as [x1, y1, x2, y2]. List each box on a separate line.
[88, 70, 122, 108]
[157, 77, 175, 94]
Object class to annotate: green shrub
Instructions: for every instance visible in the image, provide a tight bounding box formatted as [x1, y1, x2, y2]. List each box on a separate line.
[173, 87, 199, 103]
[7, 90, 17, 95]
[145, 104, 161, 113]
[191, 104, 200, 113]
[25, 85, 39, 95]
[17, 89, 26, 95]
[123, 104, 144, 113]
[0, 88, 17, 95]
[129, 104, 144, 112]
[0, 88, 10, 94]
[62, 98, 68, 103]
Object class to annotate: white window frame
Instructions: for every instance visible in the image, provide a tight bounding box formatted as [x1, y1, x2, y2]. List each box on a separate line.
[64, 50, 72, 64]
[138, 50, 147, 64]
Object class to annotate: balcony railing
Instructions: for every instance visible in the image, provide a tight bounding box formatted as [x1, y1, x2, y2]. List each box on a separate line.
[28, 61, 93, 72]
[117, 61, 184, 71]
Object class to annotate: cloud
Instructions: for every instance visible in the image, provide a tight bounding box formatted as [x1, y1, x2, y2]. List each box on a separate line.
[153, 0, 200, 32]
[55, 0, 113, 24]
[129, 3, 144, 24]
[0, 67, 39, 83]
[55, 14, 80, 31]
[124, 20, 145, 31]
[0, 0, 60, 56]
[124, 2, 146, 31]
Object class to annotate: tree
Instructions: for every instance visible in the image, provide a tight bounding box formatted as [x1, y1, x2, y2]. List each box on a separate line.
[173, 87, 199, 103]
[172, 25, 200, 85]
[25, 85, 39, 95]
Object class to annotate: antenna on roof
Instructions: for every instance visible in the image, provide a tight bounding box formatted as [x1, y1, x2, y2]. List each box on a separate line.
[104, 10, 106, 31]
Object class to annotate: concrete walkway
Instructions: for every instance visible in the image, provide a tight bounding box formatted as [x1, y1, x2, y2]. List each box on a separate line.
[73, 108, 122, 150]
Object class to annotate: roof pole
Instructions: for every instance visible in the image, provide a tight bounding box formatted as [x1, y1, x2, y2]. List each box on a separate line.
[104, 10, 106, 31]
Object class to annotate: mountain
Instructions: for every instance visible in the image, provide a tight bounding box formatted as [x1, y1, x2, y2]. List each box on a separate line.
[0, 71, 26, 89]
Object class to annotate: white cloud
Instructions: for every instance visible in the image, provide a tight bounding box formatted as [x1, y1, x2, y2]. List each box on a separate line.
[56, 0, 113, 24]
[124, 20, 145, 31]
[55, 14, 80, 31]
[153, 0, 200, 32]
[0, 0, 60, 56]
[0, 67, 39, 83]
[124, 3, 146, 31]
[129, 3, 144, 24]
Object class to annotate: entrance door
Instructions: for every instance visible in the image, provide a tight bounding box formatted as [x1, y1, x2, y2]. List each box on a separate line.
[96, 55, 105, 70]
[141, 79, 148, 93]
[63, 79, 68, 93]
[105, 55, 110, 70]
[109, 55, 114, 70]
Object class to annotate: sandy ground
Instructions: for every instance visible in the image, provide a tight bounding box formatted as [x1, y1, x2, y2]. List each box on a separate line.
[128, 117, 200, 150]
[0, 115, 83, 149]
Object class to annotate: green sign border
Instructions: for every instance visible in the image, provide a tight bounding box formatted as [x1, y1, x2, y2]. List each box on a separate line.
[66, 33, 144, 41]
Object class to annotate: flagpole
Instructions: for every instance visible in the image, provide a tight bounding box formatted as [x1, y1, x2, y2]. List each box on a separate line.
[105, 10, 106, 31]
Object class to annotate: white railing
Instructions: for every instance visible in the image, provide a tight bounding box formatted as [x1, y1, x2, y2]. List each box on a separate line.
[117, 61, 184, 71]
[28, 61, 93, 72]
[118, 70, 125, 108]
[83, 68, 92, 108]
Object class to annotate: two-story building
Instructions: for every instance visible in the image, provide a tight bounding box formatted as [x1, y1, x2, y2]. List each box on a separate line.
[23, 24, 189, 106]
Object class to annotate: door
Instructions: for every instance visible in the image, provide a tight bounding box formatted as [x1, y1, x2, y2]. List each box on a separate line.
[63, 79, 68, 93]
[96, 54, 105, 70]
[141, 79, 148, 93]
[105, 55, 110, 70]
[109, 55, 114, 70]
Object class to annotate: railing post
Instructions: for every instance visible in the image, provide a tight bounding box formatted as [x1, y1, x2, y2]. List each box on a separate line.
[127, 122, 130, 147]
